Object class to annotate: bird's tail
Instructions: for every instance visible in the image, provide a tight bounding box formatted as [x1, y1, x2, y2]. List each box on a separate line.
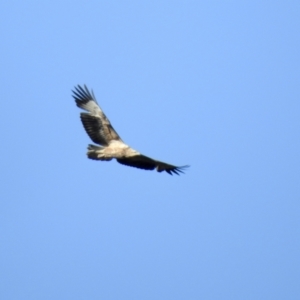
[87, 144, 103, 160]
[86, 144, 112, 161]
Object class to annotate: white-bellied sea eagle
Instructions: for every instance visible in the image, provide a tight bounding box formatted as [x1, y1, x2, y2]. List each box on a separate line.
[72, 85, 189, 175]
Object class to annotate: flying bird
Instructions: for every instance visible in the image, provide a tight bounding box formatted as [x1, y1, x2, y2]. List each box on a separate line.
[72, 85, 189, 175]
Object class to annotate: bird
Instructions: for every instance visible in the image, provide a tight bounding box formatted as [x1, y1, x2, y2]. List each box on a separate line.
[72, 85, 189, 175]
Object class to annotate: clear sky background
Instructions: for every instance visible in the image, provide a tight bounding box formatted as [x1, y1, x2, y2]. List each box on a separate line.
[1, 1, 299, 299]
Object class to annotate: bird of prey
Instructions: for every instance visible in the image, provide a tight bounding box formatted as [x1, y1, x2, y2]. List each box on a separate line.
[72, 85, 189, 175]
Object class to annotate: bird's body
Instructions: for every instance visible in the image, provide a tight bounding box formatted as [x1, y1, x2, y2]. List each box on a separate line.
[72, 85, 189, 175]
[87, 142, 138, 161]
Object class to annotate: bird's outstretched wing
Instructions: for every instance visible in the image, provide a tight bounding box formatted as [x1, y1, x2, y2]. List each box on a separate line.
[72, 85, 122, 146]
[117, 154, 189, 175]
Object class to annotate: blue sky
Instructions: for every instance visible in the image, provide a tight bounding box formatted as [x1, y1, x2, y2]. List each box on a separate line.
[1, 1, 299, 299]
